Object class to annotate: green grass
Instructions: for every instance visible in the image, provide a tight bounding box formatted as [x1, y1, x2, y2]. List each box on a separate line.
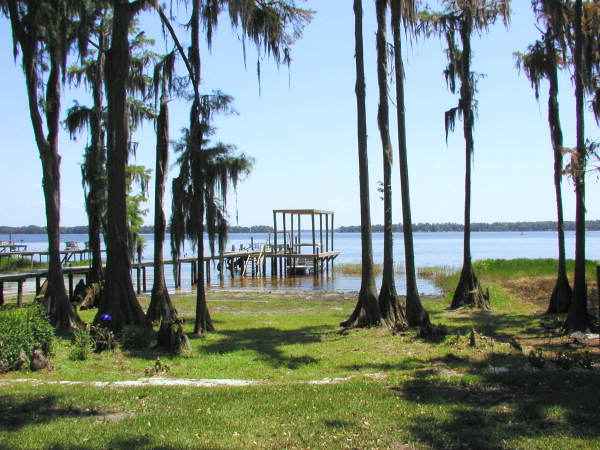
[419, 258, 599, 295]
[334, 263, 404, 276]
[1, 259, 599, 448]
[0, 257, 91, 273]
[0, 257, 44, 273]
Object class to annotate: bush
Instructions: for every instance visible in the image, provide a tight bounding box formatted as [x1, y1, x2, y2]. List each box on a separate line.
[120, 325, 152, 350]
[69, 327, 94, 361]
[0, 304, 54, 371]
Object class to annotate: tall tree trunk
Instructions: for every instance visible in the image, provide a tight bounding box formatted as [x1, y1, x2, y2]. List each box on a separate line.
[41, 56, 82, 332]
[450, 10, 489, 310]
[546, 33, 572, 314]
[148, 87, 190, 352]
[95, 1, 146, 332]
[86, 32, 107, 287]
[375, 0, 406, 328]
[147, 91, 172, 324]
[194, 191, 214, 335]
[190, 0, 213, 336]
[341, 0, 380, 328]
[391, 1, 431, 328]
[10, 4, 81, 331]
[565, 0, 590, 332]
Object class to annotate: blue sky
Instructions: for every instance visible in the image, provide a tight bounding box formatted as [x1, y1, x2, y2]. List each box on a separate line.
[0, 1, 598, 227]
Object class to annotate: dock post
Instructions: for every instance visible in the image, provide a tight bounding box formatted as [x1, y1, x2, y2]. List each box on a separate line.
[219, 253, 224, 282]
[136, 266, 141, 294]
[206, 260, 210, 284]
[312, 212, 317, 273]
[273, 211, 278, 276]
[17, 280, 23, 307]
[262, 256, 266, 277]
[283, 213, 288, 275]
[68, 273, 74, 299]
[35, 276, 41, 295]
[142, 267, 147, 293]
[178, 262, 182, 287]
[0, 282, 4, 306]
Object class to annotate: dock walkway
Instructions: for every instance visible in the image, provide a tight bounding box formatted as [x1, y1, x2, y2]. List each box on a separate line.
[0, 249, 340, 305]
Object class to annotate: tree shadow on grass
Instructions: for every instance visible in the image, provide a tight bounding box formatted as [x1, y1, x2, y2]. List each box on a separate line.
[0, 394, 103, 432]
[440, 310, 539, 341]
[389, 352, 600, 449]
[201, 325, 331, 369]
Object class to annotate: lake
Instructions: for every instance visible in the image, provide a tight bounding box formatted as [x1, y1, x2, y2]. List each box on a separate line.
[2, 231, 599, 295]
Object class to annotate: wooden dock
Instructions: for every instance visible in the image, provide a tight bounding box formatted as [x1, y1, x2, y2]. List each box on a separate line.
[0, 248, 340, 305]
[0, 209, 341, 305]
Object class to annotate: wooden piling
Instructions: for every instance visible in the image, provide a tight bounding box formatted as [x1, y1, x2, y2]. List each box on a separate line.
[136, 265, 141, 294]
[17, 281, 23, 307]
[206, 260, 210, 284]
[142, 267, 147, 293]
[312, 213, 317, 272]
[0, 282, 4, 306]
[35, 276, 41, 295]
[68, 273, 74, 299]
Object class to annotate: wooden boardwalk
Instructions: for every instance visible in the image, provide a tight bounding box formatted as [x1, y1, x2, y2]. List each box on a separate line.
[0, 249, 340, 305]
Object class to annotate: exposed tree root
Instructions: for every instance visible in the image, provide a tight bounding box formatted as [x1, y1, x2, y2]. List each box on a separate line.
[340, 285, 380, 328]
[450, 262, 490, 309]
[149, 286, 190, 354]
[378, 281, 407, 329]
[546, 273, 572, 314]
[72, 281, 101, 310]
[94, 274, 146, 332]
[564, 285, 591, 333]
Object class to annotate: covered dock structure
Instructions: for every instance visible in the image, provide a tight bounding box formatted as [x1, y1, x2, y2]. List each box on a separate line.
[271, 209, 338, 275]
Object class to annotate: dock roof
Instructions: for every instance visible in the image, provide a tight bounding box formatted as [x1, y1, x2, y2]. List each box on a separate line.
[273, 209, 334, 215]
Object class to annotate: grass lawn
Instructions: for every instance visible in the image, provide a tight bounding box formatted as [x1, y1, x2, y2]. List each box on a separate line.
[1, 259, 599, 449]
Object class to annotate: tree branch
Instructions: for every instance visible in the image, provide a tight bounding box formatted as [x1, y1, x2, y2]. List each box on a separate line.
[152, 2, 200, 105]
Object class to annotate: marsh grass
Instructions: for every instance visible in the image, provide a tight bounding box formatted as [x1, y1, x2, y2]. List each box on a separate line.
[334, 262, 404, 276]
[0, 257, 91, 273]
[0, 257, 44, 273]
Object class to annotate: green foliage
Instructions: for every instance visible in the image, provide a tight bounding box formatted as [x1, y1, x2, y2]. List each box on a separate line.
[68, 327, 94, 361]
[144, 356, 170, 377]
[120, 325, 152, 350]
[0, 304, 53, 370]
[0, 257, 43, 273]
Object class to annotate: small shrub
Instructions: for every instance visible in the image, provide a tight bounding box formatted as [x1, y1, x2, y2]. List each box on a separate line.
[90, 325, 115, 353]
[68, 328, 94, 361]
[528, 349, 546, 369]
[145, 357, 170, 377]
[416, 323, 448, 343]
[552, 351, 576, 371]
[0, 304, 54, 371]
[120, 325, 152, 350]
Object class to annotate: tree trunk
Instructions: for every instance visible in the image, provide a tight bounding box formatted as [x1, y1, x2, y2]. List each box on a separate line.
[545, 34, 571, 314]
[375, 0, 406, 328]
[41, 57, 82, 332]
[86, 33, 107, 287]
[95, 1, 146, 332]
[147, 89, 190, 353]
[187, 0, 214, 336]
[194, 192, 214, 335]
[450, 11, 489, 310]
[391, 1, 430, 328]
[341, 0, 380, 328]
[11, 6, 81, 331]
[565, 0, 590, 332]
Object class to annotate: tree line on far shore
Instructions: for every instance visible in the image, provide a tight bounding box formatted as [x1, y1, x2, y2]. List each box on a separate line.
[2, 221, 600, 236]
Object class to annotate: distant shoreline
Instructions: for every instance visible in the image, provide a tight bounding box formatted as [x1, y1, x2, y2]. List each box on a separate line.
[1, 220, 599, 234]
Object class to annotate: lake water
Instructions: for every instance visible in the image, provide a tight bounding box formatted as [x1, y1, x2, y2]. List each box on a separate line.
[2, 231, 599, 296]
